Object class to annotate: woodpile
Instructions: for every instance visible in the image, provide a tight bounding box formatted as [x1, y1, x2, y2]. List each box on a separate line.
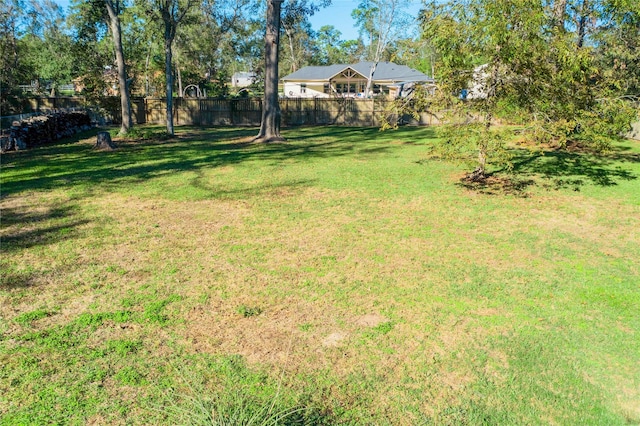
[1, 111, 92, 152]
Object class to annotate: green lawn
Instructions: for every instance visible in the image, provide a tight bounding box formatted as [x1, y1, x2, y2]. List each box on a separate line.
[1, 125, 639, 425]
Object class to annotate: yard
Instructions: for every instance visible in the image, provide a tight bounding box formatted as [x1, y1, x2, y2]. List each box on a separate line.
[1, 126, 639, 424]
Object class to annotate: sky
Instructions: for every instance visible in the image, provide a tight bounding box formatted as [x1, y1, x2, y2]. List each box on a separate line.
[307, 0, 424, 41]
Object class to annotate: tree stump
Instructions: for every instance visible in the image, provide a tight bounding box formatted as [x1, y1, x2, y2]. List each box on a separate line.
[95, 131, 116, 150]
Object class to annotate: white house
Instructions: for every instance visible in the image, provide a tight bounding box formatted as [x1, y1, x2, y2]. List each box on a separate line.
[281, 62, 433, 99]
[231, 72, 257, 88]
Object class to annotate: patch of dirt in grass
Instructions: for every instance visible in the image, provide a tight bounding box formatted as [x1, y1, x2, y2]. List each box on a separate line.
[457, 174, 536, 197]
[529, 200, 639, 254]
[355, 313, 389, 328]
[86, 322, 142, 348]
[322, 332, 348, 347]
[618, 386, 640, 423]
[182, 297, 346, 367]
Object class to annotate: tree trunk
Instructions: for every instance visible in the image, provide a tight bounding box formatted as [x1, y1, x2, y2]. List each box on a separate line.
[284, 24, 297, 73]
[576, 0, 590, 49]
[164, 30, 174, 135]
[177, 56, 183, 97]
[145, 49, 151, 96]
[552, 0, 567, 31]
[255, 0, 285, 143]
[105, 0, 133, 135]
[95, 131, 116, 150]
[365, 61, 378, 98]
[469, 64, 499, 181]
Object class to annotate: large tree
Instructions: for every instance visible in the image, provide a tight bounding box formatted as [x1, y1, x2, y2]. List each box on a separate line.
[10, 0, 76, 96]
[70, 0, 133, 133]
[254, 0, 285, 142]
[255, 0, 329, 143]
[314, 25, 365, 65]
[176, 0, 259, 96]
[104, 0, 133, 133]
[281, 11, 317, 73]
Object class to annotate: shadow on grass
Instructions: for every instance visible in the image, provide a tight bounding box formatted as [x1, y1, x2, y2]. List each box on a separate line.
[460, 143, 639, 196]
[1, 126, 424, 199]
[511, 146, 638, 188]
[0, 204, 87, 289]
[1, 204, 87, 254]
[1, 126, 431, 260]
[457, 176, 537, 197]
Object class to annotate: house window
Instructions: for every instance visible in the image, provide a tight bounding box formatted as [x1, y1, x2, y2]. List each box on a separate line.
[300, 83, 307, 94]
[324, 84, 329, 94]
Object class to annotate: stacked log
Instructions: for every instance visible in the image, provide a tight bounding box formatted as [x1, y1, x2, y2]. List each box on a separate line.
[1, 111, 92, 152]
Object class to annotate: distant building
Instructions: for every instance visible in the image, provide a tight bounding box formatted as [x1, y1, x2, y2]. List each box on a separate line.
[464, 64, 490, 100]
[281, 61, 433, 98]
[232, 72, 257, 88]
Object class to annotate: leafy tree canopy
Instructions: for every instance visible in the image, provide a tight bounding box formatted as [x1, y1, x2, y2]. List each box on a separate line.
[383, 0, 639, 179]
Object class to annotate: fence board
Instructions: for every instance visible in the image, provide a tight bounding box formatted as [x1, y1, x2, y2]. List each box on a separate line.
[6, 97, 439, 129]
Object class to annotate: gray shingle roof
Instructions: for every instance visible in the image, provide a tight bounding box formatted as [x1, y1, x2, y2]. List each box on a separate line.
[282, 61, 433, 83]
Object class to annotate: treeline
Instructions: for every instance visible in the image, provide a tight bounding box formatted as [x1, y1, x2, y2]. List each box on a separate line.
[1, 0, 637, 157]
[0, 0, 425, 104]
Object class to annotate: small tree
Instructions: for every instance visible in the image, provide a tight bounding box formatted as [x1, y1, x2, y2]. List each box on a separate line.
[146, 0, 194, 135]
[385, 0, 638, 180]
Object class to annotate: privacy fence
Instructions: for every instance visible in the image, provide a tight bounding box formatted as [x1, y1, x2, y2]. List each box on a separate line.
[2, 96, 441, 129]
[8, 97, 637, 138]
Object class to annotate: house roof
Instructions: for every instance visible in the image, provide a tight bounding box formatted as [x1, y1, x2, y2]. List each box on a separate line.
[232, 72, 256, 79]
[282, 61, 433, 83]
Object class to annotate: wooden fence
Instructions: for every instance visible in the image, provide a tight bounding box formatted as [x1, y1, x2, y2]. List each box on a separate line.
[145, 97, 440, 127]
[4, 96, 441, 129]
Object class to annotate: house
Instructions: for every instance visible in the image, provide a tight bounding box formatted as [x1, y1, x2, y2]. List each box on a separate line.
[462, 64, 490, 100]
[231, 72, 257, 88]
[282, 61, 433, 99]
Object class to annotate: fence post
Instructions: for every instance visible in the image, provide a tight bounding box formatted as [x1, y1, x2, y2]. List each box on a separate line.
[370, 99, 374, 127]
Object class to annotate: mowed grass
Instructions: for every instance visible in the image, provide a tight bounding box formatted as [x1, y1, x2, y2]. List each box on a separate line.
[1, 125, 639, 425]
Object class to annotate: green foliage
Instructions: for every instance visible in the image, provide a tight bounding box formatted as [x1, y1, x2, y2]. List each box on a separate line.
[143, 295, 181, 325]
[121, 126, 172, 140]
[237, 305, 263, 318]
[14, 309, 52, 326]
[407, 0, 639, 176]
[436, 121, 513, 170]
[315, 25, 365, 65]
[161, 360, 328, 426]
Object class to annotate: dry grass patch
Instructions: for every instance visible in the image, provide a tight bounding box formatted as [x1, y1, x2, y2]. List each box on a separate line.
[2, 126, 639, 424]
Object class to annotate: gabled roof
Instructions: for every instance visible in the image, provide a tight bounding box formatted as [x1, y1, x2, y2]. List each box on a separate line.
[282, 64, 349, 81]
[282, 61, 433, 83]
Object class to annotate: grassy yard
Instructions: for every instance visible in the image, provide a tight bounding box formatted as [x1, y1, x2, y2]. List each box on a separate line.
[1, 125, 639, 425]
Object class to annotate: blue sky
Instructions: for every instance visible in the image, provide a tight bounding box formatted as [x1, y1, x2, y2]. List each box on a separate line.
[307, 0, 423, 40]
